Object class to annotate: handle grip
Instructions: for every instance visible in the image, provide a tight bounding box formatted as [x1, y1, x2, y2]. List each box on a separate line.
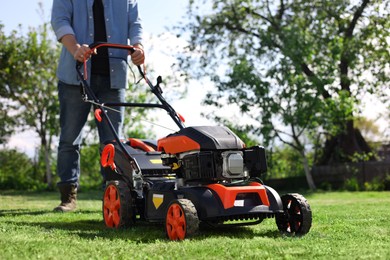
[89, 42, 135, 53]
[76, 42, 137, 72]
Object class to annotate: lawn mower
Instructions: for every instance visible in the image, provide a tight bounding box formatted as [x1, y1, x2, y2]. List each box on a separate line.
[76, 42, 312, 240]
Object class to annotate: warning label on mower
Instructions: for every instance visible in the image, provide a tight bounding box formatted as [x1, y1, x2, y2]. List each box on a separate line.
[153, 194, 164, 209]
[150, 159, 163, 164]
[234, 200, 244, 207]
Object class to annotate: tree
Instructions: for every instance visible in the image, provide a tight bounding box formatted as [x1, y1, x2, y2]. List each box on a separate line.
[0, 23, 60, 188]
[177, 0, 389, 189]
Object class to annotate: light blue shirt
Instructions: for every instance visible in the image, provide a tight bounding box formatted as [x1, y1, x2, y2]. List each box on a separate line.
[51, 0, 143, 89]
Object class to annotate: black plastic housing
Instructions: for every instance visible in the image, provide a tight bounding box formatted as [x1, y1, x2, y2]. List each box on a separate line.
[243, 146, 268, 177]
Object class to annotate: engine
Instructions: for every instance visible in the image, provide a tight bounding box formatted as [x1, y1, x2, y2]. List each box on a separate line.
[158, 126, 267, 181]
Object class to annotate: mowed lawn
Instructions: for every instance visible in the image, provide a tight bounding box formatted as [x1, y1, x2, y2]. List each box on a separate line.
[0, 190, 389, 259]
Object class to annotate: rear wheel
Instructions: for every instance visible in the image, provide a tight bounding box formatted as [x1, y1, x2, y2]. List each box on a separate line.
[276, 193, 312, 236]
[165, 199, 199, 240]
[103, 180, 135, 228]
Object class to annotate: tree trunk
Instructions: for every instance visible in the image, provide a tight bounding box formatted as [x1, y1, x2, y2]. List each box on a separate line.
[301, 151, 317, 191]
[44, 144, 53, 189]
[40, 134, 53, 189]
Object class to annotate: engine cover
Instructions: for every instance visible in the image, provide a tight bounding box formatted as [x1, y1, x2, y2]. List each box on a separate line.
[158, 126, 267, 181]
[157, 126, 245, 154]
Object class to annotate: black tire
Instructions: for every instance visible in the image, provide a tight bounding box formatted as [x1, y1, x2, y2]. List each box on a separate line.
[103, 180, 135, 228]
[276, 193, 312, 236]
[165, 199, 199, 240]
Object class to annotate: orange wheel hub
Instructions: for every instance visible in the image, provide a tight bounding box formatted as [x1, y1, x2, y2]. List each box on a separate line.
[103, 185, 121, 228]
[166, 203, 187, 240]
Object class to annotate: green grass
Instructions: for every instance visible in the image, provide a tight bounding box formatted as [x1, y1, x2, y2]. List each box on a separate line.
[1, 190, 389, 259]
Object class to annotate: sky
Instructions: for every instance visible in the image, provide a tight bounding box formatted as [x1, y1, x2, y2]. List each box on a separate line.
[0, 0, 187, 35]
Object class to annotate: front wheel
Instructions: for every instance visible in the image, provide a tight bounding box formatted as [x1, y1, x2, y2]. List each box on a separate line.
[103, 180, 135, 228]
[275, 193, 312, 236]
[165, 199, 199, 240]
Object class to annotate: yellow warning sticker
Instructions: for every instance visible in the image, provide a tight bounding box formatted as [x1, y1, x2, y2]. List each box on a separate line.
[152, 194, 164, 209]
[150, 159, 162, 164]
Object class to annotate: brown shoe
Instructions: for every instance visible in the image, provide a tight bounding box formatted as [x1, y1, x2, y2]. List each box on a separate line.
[53, 183, 77, 212]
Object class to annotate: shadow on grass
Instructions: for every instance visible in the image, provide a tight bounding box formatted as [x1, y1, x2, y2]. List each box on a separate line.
[1, 188, 284, 242]
[1, 208, 282, 242]
[0, 208, 101, 217]
[0, 209, 53, 217]
[0, 190, 103, 202]
[4, 218, 167, 242]
[196, 223, 281, 240]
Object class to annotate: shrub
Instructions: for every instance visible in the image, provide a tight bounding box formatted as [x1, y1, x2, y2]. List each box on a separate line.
[343, 177, 360, 191]
[79, 143, 102, 190]
[0, 148, 45, 190]
[319, 181, 333, 191]
[364, 177, 385, 191]
[266, 145, 307, 179]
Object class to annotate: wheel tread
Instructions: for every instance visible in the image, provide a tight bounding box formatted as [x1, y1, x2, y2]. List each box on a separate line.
[276, 193, 312, 236]
[166, 198, 199, 240]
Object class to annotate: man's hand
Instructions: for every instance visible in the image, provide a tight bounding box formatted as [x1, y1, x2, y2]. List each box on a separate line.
[60, 34, 92, 62]
[130, 44, 145, 65]
[73, 44, 92, 62]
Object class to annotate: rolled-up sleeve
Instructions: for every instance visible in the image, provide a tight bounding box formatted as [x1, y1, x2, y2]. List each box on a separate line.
[51, 0, 75, 41]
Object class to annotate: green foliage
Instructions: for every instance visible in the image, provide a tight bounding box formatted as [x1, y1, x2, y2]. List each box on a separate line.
[350, 151, 377, 162]
[364, 177, 385, 191]
[318, 181, 333, 191]
[79, 143, 102, 190]
[343, 177, 360, 191]
[0, 143, 109, 191]
[0, 23, 60, 134]
[321, 90, 357, 136]
[343, 176, 387, 191]
[0, 22, 60, 187]
[267, 145, 306, 179]
[0, 149, 46, 190]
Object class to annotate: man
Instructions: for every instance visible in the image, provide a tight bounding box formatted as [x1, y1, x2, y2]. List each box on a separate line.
[51, 0, 144, 212]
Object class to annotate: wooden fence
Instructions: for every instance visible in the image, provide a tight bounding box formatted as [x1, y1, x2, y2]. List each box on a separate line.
[311, 161, 390, 189]
[265, 161, 390, 191]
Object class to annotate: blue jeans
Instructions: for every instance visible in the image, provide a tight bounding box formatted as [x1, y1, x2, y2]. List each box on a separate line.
[57, 75, 125, 187]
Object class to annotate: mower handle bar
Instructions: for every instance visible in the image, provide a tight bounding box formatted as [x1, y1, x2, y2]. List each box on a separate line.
[74, 42, 186, 179]
[75, 42, 185, 130]
[76, 41, 136, 68]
